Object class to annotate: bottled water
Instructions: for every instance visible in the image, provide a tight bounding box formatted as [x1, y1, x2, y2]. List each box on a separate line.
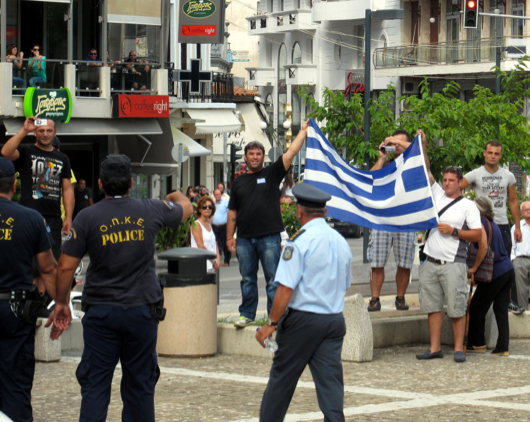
[256, 328, 279, 353]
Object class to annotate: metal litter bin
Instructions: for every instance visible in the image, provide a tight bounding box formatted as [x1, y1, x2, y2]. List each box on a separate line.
[156, 247, 217, 357]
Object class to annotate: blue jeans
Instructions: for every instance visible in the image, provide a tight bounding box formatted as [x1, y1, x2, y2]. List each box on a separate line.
[236, 233, 281, 319]
[12, 77, 26, 88]
[29, 76, 45, 87]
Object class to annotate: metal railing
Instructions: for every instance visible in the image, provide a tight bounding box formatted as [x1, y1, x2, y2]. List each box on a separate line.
[170, 72, 234, 103]
[373, 36, 511, 68]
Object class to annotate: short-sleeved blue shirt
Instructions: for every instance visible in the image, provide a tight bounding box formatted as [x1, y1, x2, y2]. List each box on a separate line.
[62, 197, 183, 306]
[274, 218, 353, 314]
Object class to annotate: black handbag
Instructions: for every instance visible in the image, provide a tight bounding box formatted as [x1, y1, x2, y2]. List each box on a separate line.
[419, 196, 464, 262]
[466, 219, 494, 283]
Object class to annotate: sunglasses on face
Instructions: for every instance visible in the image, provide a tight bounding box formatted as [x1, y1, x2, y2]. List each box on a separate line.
[33, 48, 39, 51]
[202, 205, 213, 210]
[129, 54, 136, 57]
[89, 53, 97, 55]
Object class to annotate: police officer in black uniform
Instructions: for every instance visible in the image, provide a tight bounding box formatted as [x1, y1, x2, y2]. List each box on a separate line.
[0, 157, 58, 422]
[52, 155, 193, 422]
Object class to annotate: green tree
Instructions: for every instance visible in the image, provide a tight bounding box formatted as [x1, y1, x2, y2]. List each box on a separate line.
[299, 58, 530, 179]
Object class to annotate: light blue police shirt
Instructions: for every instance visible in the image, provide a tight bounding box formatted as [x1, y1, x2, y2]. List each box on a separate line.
[212, 199, 229, 225]
[274, 217, 353, 314]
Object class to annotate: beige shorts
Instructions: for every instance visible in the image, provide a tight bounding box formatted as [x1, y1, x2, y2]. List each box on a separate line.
[418, 260, 468, 318]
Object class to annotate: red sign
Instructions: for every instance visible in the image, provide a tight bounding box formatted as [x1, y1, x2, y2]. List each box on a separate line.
[6, 27, 18, 39]
[113, 95, 170, 118]
[180, 25, 217, 37]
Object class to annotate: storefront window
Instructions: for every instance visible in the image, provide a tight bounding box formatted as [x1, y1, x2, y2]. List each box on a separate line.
[108, 23, 160, 64]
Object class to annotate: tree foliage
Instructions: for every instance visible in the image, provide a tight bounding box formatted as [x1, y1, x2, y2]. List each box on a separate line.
[299, 58, 530, 179]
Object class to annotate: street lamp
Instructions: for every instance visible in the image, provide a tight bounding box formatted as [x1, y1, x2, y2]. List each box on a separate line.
[260, 106, 291, 161]
[363, 8, 404, 263]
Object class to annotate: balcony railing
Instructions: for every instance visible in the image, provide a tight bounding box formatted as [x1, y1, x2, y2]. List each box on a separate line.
[373, 36, 513, 68]
[170, 72, 234, 103]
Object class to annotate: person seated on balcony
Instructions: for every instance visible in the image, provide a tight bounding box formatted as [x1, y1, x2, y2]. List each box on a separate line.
[125, 51, 149, 91]
[27, 44, 46, 87]
[80, 48, 102, 93]
[6, 44, 26, 89]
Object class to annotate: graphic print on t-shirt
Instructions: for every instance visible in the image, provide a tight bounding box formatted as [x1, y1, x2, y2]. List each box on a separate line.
[481, 175, 506, 211]
[31, 155, 64, 200]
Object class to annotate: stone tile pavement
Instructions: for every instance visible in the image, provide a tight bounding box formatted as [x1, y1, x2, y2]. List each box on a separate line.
[27, 339, 530, 421]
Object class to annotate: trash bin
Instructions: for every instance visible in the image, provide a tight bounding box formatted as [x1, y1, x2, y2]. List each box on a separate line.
[156, 247, 217, 357]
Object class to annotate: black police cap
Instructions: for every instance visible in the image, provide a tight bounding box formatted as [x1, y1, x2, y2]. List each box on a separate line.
[0, 157, 15, 179]
[293, 183, 331, 209]
[100, 155, 131, 179]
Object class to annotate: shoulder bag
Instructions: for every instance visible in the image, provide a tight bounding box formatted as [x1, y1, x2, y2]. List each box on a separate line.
[466, 219, 494, 283]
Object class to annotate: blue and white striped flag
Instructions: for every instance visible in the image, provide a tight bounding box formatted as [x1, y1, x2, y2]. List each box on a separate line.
[304, 118, 439, 232]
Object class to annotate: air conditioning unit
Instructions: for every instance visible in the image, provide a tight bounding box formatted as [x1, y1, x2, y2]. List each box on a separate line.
[505, 38, 530, 58]
[402, 80, 419, 95]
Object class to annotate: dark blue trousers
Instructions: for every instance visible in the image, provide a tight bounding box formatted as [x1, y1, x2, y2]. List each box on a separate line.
[76, 305, 160, 422]
[260, 309, 346, 422]
[0, 301, 36, 422]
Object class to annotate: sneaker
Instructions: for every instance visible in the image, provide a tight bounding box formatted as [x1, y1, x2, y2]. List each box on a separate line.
[454, 351, 466, 363]
[508, 300, 526, 315]
[416, 349, 444, 360]
[491, 349, 509, 356]
[234, 316, 254, 328]
[367, 297, 381, 312]
[395, 296, 409, 311]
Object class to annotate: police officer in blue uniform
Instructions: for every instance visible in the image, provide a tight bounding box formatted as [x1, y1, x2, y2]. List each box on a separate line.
[256, 183, 353, 422]
[0, 157, 58, 422]
[51, 155, 193, 422]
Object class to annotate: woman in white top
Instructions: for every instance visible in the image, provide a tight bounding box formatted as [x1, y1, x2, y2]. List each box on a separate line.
[191, 196, 220, 272]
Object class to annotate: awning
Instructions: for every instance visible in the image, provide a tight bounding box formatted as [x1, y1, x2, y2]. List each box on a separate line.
[185, 109, 242, 135]
[2, 118, 163, 136]
[171, 125, 211, 157]
[212, 103, 272, 161]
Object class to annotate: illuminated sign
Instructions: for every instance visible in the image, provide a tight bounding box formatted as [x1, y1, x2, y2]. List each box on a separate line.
[112, 94, 170, 118]
[24, 88, 72, 123]
[178, 0, 225, 43]
[182, 0, 216, 18]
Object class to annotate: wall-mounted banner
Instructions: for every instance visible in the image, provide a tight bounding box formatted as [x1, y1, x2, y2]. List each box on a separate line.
[178, 0, 225, 44]
[112, 94, 170, 118]
[24, 88, 72, 123]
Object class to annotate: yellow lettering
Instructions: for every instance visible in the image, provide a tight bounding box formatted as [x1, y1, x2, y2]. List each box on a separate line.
[100, 225, 108, 232]
[124, 216, 131, 224]
[6, 217, 14, 226]
[102, 234, 109, 245]
[139, 230, 144, 241]
[110, 233, 118, 243]
[5, 229, 11, 240]
[130, 230, 137, 241]
[112, 218, 120, 226]
[137, 218, 144, 227]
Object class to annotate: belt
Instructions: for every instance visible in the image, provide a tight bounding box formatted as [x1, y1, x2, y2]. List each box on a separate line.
[426, 256, 448, 265]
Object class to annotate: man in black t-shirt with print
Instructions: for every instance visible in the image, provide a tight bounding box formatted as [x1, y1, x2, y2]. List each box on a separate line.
[1, 117, 74, 259]
[51, 155, 193, 422]
[227, 120, 309, 328]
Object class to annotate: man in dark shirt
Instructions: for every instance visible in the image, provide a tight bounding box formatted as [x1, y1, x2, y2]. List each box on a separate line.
[51, 155, 193, 422]
[1, 117, 74, 259]
[73, 178, 93, 219]
[0, 157, 57, 422]
[227, 120, 309, 327]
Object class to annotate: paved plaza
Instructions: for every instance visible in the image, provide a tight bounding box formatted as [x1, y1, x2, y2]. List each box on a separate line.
[29, 339, 530, 422]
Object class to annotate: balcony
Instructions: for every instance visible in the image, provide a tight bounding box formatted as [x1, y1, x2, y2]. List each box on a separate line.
[247, 9, 314, 35]
[246, 67, 276, 87]
[170, 72, 235, 103]
[373, 37, 527, 78]
[286, 64, 317, 85]
[312, 0, 370, 23]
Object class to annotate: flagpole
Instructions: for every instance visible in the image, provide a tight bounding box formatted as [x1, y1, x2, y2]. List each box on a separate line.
[363, 9, 372, 263]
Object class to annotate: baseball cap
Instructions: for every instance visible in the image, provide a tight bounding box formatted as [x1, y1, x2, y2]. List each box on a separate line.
[100, 154, 131, 179]
[0, 157, 15, 179]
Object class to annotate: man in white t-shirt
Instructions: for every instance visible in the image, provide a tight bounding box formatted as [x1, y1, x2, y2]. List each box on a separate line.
[416, 166, 482, 363]
[461, 140, 523, 312]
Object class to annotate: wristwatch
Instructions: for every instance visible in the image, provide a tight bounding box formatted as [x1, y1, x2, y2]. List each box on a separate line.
[452, 228, 459, 237]
[267, 318, 278, 327]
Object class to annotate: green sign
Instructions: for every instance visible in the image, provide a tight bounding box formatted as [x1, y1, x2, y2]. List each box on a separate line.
[24, 88, 73, 123]
[182, 0, 216, 18]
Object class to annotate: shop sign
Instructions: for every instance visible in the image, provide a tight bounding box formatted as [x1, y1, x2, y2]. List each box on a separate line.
[112, 94, 170, 118]
[182, 0, 216, 18]
[24, 88, 72, 123]
[180, 25, 217, 37]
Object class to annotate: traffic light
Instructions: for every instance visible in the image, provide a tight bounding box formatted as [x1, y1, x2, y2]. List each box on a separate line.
[464, 0, 478, 29]
[230, 144, 243, 164]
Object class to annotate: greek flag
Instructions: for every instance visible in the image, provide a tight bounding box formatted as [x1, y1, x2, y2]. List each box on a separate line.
[304, 118, 439, 232]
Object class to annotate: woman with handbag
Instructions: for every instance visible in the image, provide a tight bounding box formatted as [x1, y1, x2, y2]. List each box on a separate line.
[467, 197, 514, 356]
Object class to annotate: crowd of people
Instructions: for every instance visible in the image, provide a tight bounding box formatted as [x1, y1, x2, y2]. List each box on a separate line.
[1, 114, 530, 421]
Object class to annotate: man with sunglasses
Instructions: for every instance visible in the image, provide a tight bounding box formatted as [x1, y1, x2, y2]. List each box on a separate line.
[125, 51, 149, 91]
[417, 165, 482, 363]
[461, 141, 525, 314]
[227, 120, 309, 328]
[81, 48, 102, 93]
